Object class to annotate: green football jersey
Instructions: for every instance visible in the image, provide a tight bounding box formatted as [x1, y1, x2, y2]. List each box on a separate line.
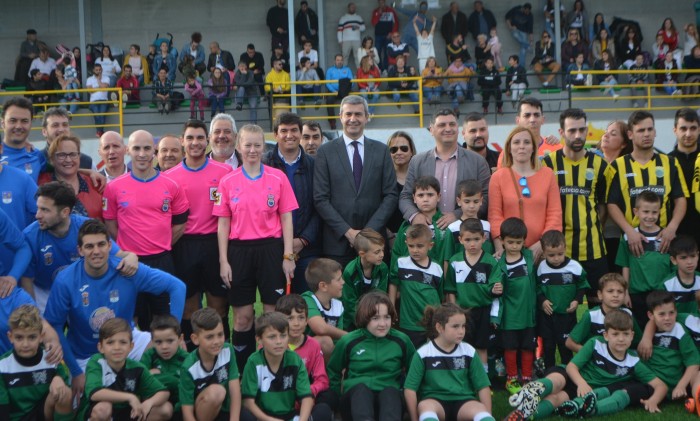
[571, 336, 656, 388]
[341, 256, 388, 330]
[442, 218, 494, 261]
[301, 291, 344, 335]
[140, 346, 188, 409]
[647, 322, 700, 388]
[179, 343, 240, 411]
[536, 257, 589, 314]
[490, 250, 536, 330]
[659, 272, 700, 315]
[444, 250, 497, 308]
[390, 256, 443, 331]
[616, 230, 672, 294]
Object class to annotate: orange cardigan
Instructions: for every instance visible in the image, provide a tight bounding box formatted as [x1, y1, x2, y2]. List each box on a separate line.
[488, 166, 562, 247]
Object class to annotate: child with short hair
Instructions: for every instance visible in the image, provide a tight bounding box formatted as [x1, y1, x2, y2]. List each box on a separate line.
[179, 308, 241, 421]
[302, 258, 347, 357]
[240, 312, 313, 421]
[140, 315, 188, 414]
[404, 303, 495, 421]
[489, 217, 536, 394]
[327, 291, 415, 421]
[275, 295, 336, 420]
[487, 28, 503, 70]
[616, 190, 672, 326]
[505, 309, 666, 420]
[342, 228, 388, 330]
[477, 56, 503, 115]
[389, 223, 444, 348]
[0, 305, 72, 421]
[81, 318, 171, 421]
[62, 56, 80, 101]
[505, 55, 528, 106]
[645, 291, 700, 401]
[444, 218, 498, 372]
[184, 72, 205, 120]
[566, 273, 642, 352]
[443, 179, 493, 262]
[537, 230, 589, 369]
[659, 235, 700, 315]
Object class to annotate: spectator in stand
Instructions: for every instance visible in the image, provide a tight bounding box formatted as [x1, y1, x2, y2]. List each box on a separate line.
[396, 1, 433, 55]
[652, 33, 670, 65]
[386, 32, 410, 68]
[116, 64, 140, 106]
[233, 62, 260, 124]
[184, 73, 205, 120]
[387, 55, 419, 113]
[15, 29, 40, 86]
[295, 1, 319, 48]
[53, 65, 79, 115]
[415, 15, 437, 72]
[487, 28, 503, 70]
[544, 0, 564, 39]
[628, 53, 649, 107]
[152, 67, 173, 115]
[86, 64, 110, 137]
[265, 58, 291, 114]
[421, 57, 443, 104]
[566, 52, 591, 88]
[271, 42, 291, 73]
[441, 2, 468, 46]
[95, 45, 121, 87]
[123, 44, 150, 86]
[356, 56, 381, 115]
[566, 0, 588, 42]
[179, 32, 206, 77]
[338, 3, 365, 69]
[446, 34, 472, 65]
[532, 31, 561, 88]
[478, 56, 503, 115]
[505, 55, 528, 106]
[591, 28, 615, 63]
[153, 41, 176, 82]
[267, 0, 289, 53]
[684, 24, 699, 59]
[505, 3, 534, 68]
[28, 47, 56, 82]
[297, 57, 321, 106]
[474, 34, 490, 67]
[683, 46, 700, 97]
[445, 56, 474, 115]
[589, 13, 610, 44]
[619, 27, 642, 68]
[656, 51, 681, 96]
[371, 0, 399, 69]
[325, 54, 353, 130]
[299, 40, 321, 72]
[658, 18, 680, 61]
[207, 41, 235, 76]
[239, 44, 265, 97]
[358, 37, 380, 70]
[208, 66, 228, 118]
[26, 70, 50, 114]
[594, 49, 620, 100]
[467, 1, 497, 42]
[561, 28, 587, 66]
[146, 45, 156, 77]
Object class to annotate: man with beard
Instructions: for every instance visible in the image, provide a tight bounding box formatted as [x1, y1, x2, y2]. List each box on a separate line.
[0, 97, 45, 182]
[41, 108, 93, 170]
[301, 120, 323, 157]
[668, 109, 700, 249]
[209, 113, 240, 169]
[542, 109, 609, 305]
[461, 112, 499, 172]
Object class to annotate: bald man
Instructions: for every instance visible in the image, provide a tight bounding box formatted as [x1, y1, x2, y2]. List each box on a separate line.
[98, 131, 128, 182]
[103, 130, 190, 330]
[156, 134, 184, 171]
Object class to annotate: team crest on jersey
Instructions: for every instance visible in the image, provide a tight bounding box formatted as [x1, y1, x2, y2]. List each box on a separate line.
[453, 357, 466, 370]
[655, 166, 665, 178]
[82, 292, 89, 306]
[24, 163, 33, 174]
[32, 370, 48, 384]
[89, 307, 116, 332]
[283, 375, 294, 389]
[162, 198, 170, 212]
[267, 194, 275, 208]
[210, 187, 220, 204]
[216, 366, 228, 383]
[2, 191, 12, 204]
[125, 379, 136, 392]
[102, 197, 108, 211]
[109, 290, 119, 303]
[615, 366, 629, 377]
[562, 273, 573, 284]
[476, 272, 487, 284]
[659, 336, 672, 348]
[44, 251, 53, 266]
[585, 168, 595, 181]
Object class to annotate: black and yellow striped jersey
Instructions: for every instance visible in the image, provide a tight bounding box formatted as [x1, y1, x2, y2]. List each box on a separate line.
[607, 153, 689, 228]
[542, 150, 609, 261]
[690, 153, 700, 212]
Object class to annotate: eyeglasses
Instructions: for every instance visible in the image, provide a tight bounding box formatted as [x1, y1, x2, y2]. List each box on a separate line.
[519, 176, 531, 198]
[55, 152, 80, 161]
[390, 145, 410, 154]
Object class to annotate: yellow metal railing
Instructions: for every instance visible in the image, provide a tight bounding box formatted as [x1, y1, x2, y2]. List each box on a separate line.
[270, 76, 425, 127]
[0, 87, 125, 135]
[569, 68, 700, 113]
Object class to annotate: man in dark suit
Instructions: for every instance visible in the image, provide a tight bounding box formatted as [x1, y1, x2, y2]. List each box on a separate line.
[207, 42, 235, 74]
[399, 109, 491, 228]
[314, 95, 397, 267]
[440, 2, 468, 45]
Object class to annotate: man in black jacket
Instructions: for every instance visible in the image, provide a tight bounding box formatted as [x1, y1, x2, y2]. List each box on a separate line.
[295, 1, 319, 48]
[441, 2, 468, 45]
[467, 1, 497, 41]
[207, 42, 235, 74]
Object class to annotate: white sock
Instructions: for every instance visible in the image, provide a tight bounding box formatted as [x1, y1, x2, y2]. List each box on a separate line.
[483, 362, 489, 374]
[474, 411, 495, 421]
[419, 411, 439, 421]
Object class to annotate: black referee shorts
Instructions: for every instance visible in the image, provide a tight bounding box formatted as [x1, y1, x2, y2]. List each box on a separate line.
[173, 234, 228, 298]
[227, 237, 285, 306]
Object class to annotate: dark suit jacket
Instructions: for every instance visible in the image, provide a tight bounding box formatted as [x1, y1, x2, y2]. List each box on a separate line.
[314, 136, 397, 257]
[399, 147, 491, 220]
[440, 11, 468, 44]
[207, 50, 235, 73]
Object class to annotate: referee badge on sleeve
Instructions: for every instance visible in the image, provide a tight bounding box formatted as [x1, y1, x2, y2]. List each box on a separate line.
[162, 198, 170, 212]
[267, 194, 275, 208]
[102, 197, 108, 211]
[210, 187, 221, 205]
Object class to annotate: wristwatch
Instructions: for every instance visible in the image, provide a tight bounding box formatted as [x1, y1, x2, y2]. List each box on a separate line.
[283, 253, 298, 261]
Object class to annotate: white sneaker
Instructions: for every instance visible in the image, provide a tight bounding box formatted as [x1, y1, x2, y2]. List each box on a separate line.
[613, 94, 620, 101]
[110, 92, 118, 101]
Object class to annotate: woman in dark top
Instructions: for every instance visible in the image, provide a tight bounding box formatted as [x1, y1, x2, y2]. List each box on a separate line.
[386, 131, 416, 236]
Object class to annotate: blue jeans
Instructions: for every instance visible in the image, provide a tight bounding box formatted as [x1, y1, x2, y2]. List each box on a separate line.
[209, 95, 225, 116]
[296, 85, 321, 103]
[511, 29, 530, 69]
[392, 90, 420, 112]
[89, 101, 108, 131]
[59, 98, 79, 114]
[423, 86, 443, 103]
[376, 34, 389, 69]
[450, 82, 467, 108]
[360, 87, 379, 113]
[234, 88, 258, 123]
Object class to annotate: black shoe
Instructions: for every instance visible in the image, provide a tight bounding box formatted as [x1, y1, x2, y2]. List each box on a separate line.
[235, 103, 243, 111]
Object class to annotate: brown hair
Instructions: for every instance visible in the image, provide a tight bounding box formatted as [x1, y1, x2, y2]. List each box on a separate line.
[355, 291, 397, 328]
[99, 318, 132, 342]
[598, 272, 628, 292]
[422, 303, 468, 339]
[191, 307, 223, 332]
[8, 305, 42, 332]
[48, 134, 81, 159]
[255, 312, 289, 337]
[150, 314, 181, 336]
[604, 309, 633, 331]
[502, 126, 539, 169]
[275, 294, 308, 317]
[305, 258, 342, 292]
[354, 227, 385, 252]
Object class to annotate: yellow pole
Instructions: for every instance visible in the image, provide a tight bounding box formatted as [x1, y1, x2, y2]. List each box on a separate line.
[418, 78, 424, 128]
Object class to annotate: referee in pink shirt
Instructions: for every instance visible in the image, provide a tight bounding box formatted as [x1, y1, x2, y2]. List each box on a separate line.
[214, 124, 298, 371]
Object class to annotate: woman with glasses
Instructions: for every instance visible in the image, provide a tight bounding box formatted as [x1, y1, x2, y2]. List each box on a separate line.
[38, 134, 102, 219]
[531, 31, 560, 87]
[488, 126, 561, 260]
[386, 131, 417, 236]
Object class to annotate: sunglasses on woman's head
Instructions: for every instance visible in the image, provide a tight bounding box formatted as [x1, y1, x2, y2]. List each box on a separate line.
[390, 145, 410, 154]
[519, 177, 531, 198]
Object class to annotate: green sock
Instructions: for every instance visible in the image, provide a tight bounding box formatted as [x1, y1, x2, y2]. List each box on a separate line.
[540, 378, 554, 396]
[55, 412, 74, 421]
[595, 390, 631, 416]
[534, 400, 555, 419]
[593, 387, 611, 400]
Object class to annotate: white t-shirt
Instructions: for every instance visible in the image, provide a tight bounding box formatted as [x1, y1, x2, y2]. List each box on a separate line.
[418, 34, 435, 60]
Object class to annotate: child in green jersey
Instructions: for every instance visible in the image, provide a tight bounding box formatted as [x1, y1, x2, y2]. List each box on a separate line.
[82, 318, 171, 421]
[241, 312, 313, 421]
[659, 235, 700, 315]
[342, 228, 389, 330]
[140, 315, 188, 414]
[443, 179, 494, 263]
[404, 303, 495, 421]
[505, 310, 666, 421]
[179, 308, 241, 421]
[0, 305, 72, 421]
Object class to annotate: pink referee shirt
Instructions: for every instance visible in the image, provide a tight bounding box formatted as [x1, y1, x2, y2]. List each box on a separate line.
[166, 158, 232, 235]
[103, 172, 190, 255]
[213, 164, 298, 240]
